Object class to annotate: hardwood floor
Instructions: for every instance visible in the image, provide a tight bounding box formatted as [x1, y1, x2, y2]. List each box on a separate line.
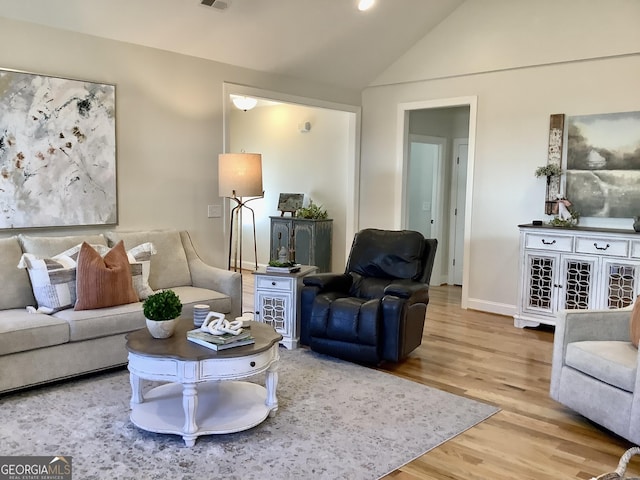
[242, 273, 640, 479]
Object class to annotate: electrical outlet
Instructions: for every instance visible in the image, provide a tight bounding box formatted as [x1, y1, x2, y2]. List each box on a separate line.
[208, 205, 222, 218]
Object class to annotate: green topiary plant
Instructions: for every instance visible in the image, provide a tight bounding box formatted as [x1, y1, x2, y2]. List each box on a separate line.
[142, 289, 182, 321]
[296, 200, 328, 219]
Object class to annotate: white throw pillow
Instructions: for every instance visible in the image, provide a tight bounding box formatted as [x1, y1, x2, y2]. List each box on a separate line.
[18, 242, 156, 313]
[126, 242, 156, 300]
[17, 243, 108, 313]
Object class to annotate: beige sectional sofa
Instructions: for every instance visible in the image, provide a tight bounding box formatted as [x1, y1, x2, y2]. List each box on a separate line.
[0, 230, 241, 394]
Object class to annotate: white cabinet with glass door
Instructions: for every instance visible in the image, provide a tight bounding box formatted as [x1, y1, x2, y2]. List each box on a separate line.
[515, 225, 640, 328]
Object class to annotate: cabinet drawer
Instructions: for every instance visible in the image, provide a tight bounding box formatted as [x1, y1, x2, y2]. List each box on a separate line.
[524, 233, 573, 252]
[632, 241, 640, 259]
[256, 276, 293, 291]
[575, 236, 628, 257]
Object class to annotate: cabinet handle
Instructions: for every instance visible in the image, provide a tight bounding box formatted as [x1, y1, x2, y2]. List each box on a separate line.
[250, 361, 256, 367]
[541, 239, 556, 245]
[272, 281, 276, 286]
[594, 242, 610, 251]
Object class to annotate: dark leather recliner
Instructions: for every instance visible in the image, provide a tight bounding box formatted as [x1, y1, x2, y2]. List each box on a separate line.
[300, 228, 437, 364]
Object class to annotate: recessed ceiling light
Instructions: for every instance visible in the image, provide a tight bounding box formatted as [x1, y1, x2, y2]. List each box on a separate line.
[358, 0, 375, 11]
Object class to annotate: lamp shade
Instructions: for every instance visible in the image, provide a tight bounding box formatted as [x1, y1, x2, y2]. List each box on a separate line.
[218, 153, 263, 198]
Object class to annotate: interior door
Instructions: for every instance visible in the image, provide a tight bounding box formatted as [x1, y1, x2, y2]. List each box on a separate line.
[450, 140, 468, 285]
[405, 135, 444, 285]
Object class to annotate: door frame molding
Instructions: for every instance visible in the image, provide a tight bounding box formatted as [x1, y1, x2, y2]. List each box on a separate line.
[395, 96, 477, 308]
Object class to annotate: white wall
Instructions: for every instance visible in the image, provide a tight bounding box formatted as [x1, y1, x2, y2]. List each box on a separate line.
[361, 0, 640, 316]
[229, 103, 351, 271]
[0, 16, 359, 268]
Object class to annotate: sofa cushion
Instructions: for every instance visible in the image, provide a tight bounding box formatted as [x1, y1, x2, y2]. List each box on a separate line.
[566, 340, 637, 393]
[53, 302, 145, 342]
[170, 286, 231, 318]
[19, 233, 108, 257]
[0, 309, 69, 355]
[75, 242, 139, 311]
[106, 230, 191, 290]
[0, 237, 35, 310]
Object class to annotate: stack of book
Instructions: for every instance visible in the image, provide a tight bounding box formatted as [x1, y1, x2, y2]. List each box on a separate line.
[266, 263, 301, 273]
[186, 328, 254, 351]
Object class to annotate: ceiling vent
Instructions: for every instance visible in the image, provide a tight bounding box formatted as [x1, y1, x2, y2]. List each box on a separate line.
[200, 0, 230, 10]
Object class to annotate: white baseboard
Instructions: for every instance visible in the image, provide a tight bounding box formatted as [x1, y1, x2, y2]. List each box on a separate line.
[465, 298, 517, 318]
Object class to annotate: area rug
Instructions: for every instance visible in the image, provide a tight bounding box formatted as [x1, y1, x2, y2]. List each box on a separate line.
[0, 348, 499, 479]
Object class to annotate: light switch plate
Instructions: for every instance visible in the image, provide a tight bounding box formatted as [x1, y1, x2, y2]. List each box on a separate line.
[208, 205, 222, 218]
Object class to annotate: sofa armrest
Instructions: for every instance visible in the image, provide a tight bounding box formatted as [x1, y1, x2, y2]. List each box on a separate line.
[179, 232, 242, 318]
[550, 307, 632, 399]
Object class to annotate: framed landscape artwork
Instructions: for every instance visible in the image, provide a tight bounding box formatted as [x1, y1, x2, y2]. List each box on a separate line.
[565, 111, 640, 218]
[0, 68, 116, 229]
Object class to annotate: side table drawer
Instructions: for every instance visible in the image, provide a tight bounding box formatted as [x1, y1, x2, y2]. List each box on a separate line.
[575, 236, 628, 257]
[256, 276, 293, 291]
[632, 241, 640, 259]
[524, 232, 573, 252]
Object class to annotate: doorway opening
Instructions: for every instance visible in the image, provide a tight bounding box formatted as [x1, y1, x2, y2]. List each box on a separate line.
[396, 97, 477, 308]
[223, 82, 361, 272]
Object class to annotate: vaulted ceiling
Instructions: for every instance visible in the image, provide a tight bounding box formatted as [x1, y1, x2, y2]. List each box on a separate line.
[0, 0, 463, 91]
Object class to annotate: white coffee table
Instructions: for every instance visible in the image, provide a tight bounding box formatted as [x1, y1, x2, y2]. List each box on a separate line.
[126, 320, 282, 447]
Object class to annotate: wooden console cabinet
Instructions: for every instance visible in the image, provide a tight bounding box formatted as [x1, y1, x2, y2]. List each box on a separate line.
[514, 224, 640, 328]
[270, 217, 332, 272]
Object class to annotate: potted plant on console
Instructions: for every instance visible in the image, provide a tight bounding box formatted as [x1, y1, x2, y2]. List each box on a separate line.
[142, 289, 183, 339]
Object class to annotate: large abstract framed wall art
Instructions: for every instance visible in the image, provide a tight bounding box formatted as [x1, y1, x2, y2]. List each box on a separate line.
[0, 68, 116, 229]
[565, 111, 640, 218]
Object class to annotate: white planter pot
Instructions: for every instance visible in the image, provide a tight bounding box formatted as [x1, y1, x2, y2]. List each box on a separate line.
[145, 318, 177, 339]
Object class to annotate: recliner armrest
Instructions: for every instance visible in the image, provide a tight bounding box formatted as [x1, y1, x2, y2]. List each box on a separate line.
[384, 281, 429, 302]
[303, 273, 353, 293]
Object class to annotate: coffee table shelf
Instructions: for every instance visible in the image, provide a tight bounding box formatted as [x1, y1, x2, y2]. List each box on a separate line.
[130, 381, 272, 437]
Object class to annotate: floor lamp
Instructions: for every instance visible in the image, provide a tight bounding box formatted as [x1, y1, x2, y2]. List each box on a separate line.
[218, 153, 263, 272]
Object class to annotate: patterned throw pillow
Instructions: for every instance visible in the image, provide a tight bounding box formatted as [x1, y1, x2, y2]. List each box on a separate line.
[127, 242, 156, 300]
[17, 243, 109, 313]
[74, 241, 139, 311]
[18, 242, 156, 313]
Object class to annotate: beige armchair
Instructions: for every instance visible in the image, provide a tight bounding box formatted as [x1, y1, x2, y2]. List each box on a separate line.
[550, 306, 640, 444]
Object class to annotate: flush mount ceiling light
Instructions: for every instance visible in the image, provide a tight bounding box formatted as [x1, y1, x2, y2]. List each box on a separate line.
[358, 0, 375, 11]
[230, 95, 258, 111]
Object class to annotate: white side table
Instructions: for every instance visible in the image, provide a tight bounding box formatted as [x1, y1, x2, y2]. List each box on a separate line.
[253, 265, 318, 349]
